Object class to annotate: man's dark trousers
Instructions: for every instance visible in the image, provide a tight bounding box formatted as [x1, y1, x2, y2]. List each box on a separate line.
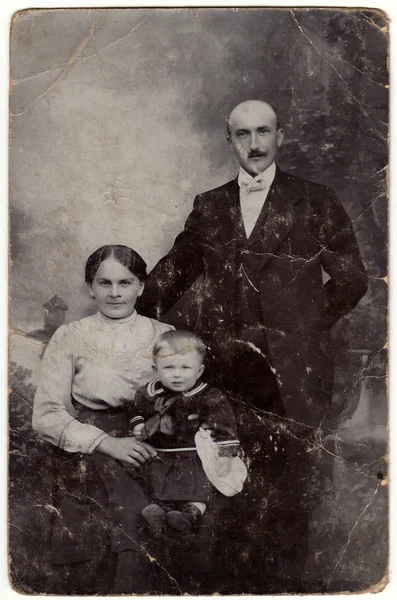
[204, 243, 319, 592]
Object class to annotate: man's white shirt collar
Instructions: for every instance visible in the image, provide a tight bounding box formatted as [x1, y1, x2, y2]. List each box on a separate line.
[238, 161, 276, 190]
[237, 162, 276, 237]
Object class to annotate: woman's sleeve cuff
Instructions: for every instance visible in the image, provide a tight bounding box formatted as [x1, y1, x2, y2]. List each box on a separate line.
[87, 432, 110, 454]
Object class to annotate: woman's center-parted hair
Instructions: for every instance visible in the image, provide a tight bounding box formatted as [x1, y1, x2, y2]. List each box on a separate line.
[153, 330, 206, 362]
[85, 245, 147, 285]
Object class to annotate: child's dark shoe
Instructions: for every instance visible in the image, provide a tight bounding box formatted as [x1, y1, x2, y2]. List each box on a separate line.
[142, 503, 166, 533]
[165, 503, 202, 532]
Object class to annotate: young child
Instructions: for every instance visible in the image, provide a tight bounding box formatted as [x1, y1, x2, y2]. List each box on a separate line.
[128, 330, 247, 533]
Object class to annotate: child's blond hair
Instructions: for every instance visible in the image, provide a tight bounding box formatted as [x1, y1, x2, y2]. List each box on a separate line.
[153, 330, 206, 362]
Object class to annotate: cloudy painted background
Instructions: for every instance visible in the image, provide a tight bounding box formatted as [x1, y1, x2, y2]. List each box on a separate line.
[10, 8, 387, 333]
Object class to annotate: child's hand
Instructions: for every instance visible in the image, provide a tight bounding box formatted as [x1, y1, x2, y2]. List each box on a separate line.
[201, 423, 216, 439]
[132, 423, 145, 440]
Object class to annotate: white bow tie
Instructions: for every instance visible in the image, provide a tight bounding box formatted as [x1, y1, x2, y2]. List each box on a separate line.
[239, 178, 267, 193]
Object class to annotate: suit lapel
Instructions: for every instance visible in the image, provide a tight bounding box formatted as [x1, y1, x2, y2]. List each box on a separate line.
[216, 178, 245, 245]
[213, 170, 303, 268]
[248, 168, 303, 270]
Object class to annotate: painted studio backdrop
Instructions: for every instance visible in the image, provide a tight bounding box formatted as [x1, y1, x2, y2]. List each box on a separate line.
[9, 8, 387, 593]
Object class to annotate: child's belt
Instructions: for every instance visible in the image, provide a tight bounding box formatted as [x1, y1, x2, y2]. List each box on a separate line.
[154, 439, 240, 453]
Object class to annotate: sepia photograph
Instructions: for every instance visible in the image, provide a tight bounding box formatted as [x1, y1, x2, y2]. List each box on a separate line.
[8, 6, 388, 595]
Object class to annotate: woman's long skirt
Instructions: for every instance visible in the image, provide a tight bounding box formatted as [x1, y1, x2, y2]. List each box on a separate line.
[46, 404, 151, 594]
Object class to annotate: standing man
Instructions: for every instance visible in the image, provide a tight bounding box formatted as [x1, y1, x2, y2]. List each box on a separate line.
[139, 100, 368, 592]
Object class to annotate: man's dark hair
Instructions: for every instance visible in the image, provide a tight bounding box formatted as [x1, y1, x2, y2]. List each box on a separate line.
[85, 245, 147, 285]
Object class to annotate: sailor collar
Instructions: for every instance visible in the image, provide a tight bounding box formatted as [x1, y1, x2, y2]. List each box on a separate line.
[147, 380, 208, 398]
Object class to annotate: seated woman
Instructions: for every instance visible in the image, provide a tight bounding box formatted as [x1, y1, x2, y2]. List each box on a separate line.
[32, 244, 173, 594]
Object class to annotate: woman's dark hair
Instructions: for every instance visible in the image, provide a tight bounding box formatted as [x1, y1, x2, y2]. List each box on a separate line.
[85, 245, 147, 285]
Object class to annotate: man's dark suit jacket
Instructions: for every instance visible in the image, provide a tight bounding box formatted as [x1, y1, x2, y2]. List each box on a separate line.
[140, 167, 368, 428]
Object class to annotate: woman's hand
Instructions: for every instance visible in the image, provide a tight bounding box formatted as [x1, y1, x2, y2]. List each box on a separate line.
[96, 436, 157, 466]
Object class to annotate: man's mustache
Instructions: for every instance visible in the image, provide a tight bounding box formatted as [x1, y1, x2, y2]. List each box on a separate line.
[248, 151, 268, 158]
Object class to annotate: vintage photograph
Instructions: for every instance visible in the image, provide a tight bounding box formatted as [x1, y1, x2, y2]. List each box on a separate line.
[9, 7, 388, 595]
